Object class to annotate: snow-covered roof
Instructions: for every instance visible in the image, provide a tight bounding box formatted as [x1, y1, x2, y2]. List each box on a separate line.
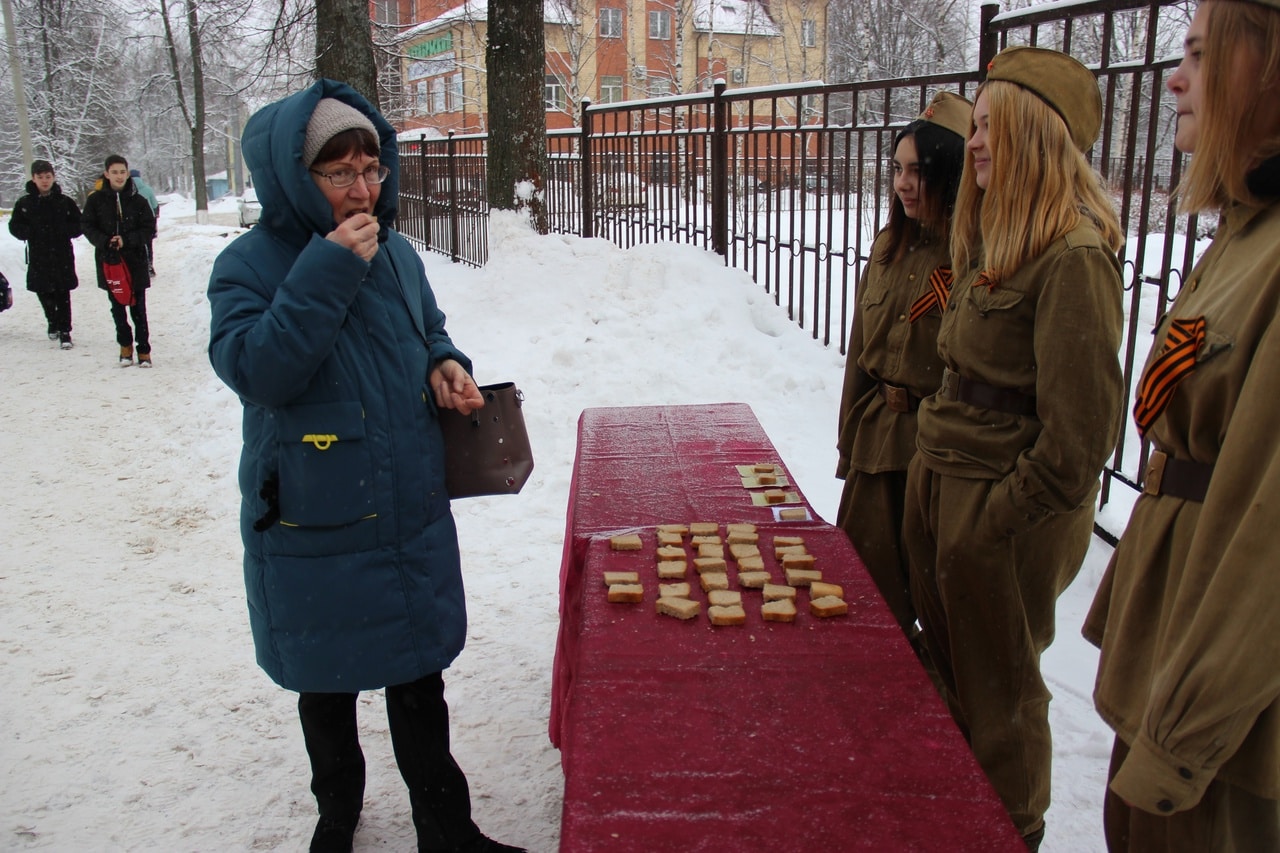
[399, 0, 575, 44]
[694, 0, 779, 36]
[399, 0, 778, 44]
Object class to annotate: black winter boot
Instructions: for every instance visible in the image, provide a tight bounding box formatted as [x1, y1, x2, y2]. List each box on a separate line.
[309, 811, 360, 853]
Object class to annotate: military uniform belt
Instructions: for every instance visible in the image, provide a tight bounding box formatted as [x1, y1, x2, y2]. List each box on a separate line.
[939, 368, 1037, 417]
[1143, 450, 1213, 502]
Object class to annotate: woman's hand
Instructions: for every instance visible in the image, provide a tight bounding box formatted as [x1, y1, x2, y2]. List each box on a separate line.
[430, 360, 484, 415]
[324, 213, 380, 262]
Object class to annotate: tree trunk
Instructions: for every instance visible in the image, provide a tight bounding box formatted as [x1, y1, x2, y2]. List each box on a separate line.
[486, 0, 548, 233]
[315, 0, 378, 106]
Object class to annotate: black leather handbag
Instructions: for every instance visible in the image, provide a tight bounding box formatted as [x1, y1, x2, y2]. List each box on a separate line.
[437, 382, 534, 498]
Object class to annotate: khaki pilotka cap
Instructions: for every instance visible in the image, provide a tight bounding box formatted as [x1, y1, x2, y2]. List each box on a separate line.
[984, 45, 1102, 152]
[919, 91, 973, 140]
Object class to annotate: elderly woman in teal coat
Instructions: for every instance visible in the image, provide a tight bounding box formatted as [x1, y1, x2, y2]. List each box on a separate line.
[207, 79, 524, 853]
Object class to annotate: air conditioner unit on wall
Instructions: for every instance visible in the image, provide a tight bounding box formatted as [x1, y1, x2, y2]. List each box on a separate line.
[730, 68, 746, 84]
[632, 65, 647, 79]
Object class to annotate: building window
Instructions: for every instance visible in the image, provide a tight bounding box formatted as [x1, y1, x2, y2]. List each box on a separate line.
[600, 8, 622, 38]
[801, 19, 816, 48]
[545, 74, 567, 110]
[430, 77, 446, 114]
[649, 10, 671, 40]
[448, 73, 463, 111]
[647, 74, 671, 98]
[600, 75, 623, 104]
[416, 80, 428, 115]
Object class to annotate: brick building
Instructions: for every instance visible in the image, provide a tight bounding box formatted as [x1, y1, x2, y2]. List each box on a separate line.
[381, 1, 829, 135]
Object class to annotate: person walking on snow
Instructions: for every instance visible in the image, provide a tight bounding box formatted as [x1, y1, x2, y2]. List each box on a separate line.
[8, 159, 83, 349]
[129, 168, 159, 276]
[82, 155, 156, 367]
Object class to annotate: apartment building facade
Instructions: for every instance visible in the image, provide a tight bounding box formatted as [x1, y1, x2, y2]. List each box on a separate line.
[385, 1, 829, 136]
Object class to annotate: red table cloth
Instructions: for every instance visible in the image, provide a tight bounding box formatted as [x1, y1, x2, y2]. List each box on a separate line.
[552, 404, 1022, 850]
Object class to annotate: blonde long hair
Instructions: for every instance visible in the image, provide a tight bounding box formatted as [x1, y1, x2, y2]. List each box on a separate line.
[950, 80, 1123, 281]
[1178, 0, 1280, 213]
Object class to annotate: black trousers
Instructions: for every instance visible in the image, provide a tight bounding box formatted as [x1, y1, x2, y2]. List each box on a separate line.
[37, 291, 72, 334]
[297, 672, 481, 850]
[108, 289, 149, 354]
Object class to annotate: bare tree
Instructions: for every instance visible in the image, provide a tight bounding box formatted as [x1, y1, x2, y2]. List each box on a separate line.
[0, 0, 132, 201]
[486, 0, 548, 232]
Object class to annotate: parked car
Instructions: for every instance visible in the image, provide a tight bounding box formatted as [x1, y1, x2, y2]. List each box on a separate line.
[238, 187, 261, 227]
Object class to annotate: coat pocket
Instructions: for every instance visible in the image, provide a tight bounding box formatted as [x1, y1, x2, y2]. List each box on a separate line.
[275, 402, 377, 528]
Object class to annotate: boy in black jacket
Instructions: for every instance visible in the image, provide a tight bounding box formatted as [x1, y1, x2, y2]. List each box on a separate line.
[81, 155, 156, 366]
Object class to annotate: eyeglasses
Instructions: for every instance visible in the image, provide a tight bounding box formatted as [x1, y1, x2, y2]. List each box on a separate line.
[309, 164, 390, 189]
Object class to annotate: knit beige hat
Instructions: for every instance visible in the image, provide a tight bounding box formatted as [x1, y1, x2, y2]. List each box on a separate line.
[303, 98, 378, 166]
[919, 91, 972, 140]
[985, 45, 1102, 152]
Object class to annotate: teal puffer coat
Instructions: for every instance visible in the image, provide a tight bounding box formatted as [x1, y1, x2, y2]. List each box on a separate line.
[207, 79, 471, 693]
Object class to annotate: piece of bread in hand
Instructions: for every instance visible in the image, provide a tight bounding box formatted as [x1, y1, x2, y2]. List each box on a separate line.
[763, 583, 797, 602]
[738, 571, 771, 589]
[708, 604, 746, 626]
[708, 589, 742, 607]
[603, 571, 640, 587]
[610, 534, 643, 551]
[607, 583, 644, 603]
[659, 582, 691, 598]
[810, 595, 849, 617]
[785, 567, 822, 587]
[699, 572, 730, 592]
[761, 598, 797, 623]
[809, 581, 844, 600]
[656, 596, 701, 620]
[657, 561, 687, 579]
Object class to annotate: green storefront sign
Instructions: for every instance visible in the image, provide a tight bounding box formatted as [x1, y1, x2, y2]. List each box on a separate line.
[408, 32, 453, 59]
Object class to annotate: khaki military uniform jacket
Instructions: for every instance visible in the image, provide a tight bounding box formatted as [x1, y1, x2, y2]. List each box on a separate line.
[1084, 199, 1280, 812]
[836, 231, 949, 477]
[915, 221, 1124, 537]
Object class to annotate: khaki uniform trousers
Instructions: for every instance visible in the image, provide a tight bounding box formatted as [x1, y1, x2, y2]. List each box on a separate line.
[836, 468, 914, 633]
[1104, 737, 1280, 853]
[903, 456, 1092, 838]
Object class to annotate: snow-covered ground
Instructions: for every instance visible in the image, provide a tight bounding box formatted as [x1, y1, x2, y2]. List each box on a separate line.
[1, 195, 1125, 851]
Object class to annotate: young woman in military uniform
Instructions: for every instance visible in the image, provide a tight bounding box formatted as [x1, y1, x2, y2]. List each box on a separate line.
[835, 91, 969, 648]
[900, 47, 1125, 850]
[1084, 1, 1280, 849]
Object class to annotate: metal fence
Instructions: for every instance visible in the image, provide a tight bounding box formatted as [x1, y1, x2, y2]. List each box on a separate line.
[396, 0, 1197, 541]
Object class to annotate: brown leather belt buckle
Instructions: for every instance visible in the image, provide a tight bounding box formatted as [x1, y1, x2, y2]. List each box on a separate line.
[1144, 451, 1167, 496]
[882, 384, 910, 413]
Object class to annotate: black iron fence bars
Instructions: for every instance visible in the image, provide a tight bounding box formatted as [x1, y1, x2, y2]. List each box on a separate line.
[396, 0, 1196, 541]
